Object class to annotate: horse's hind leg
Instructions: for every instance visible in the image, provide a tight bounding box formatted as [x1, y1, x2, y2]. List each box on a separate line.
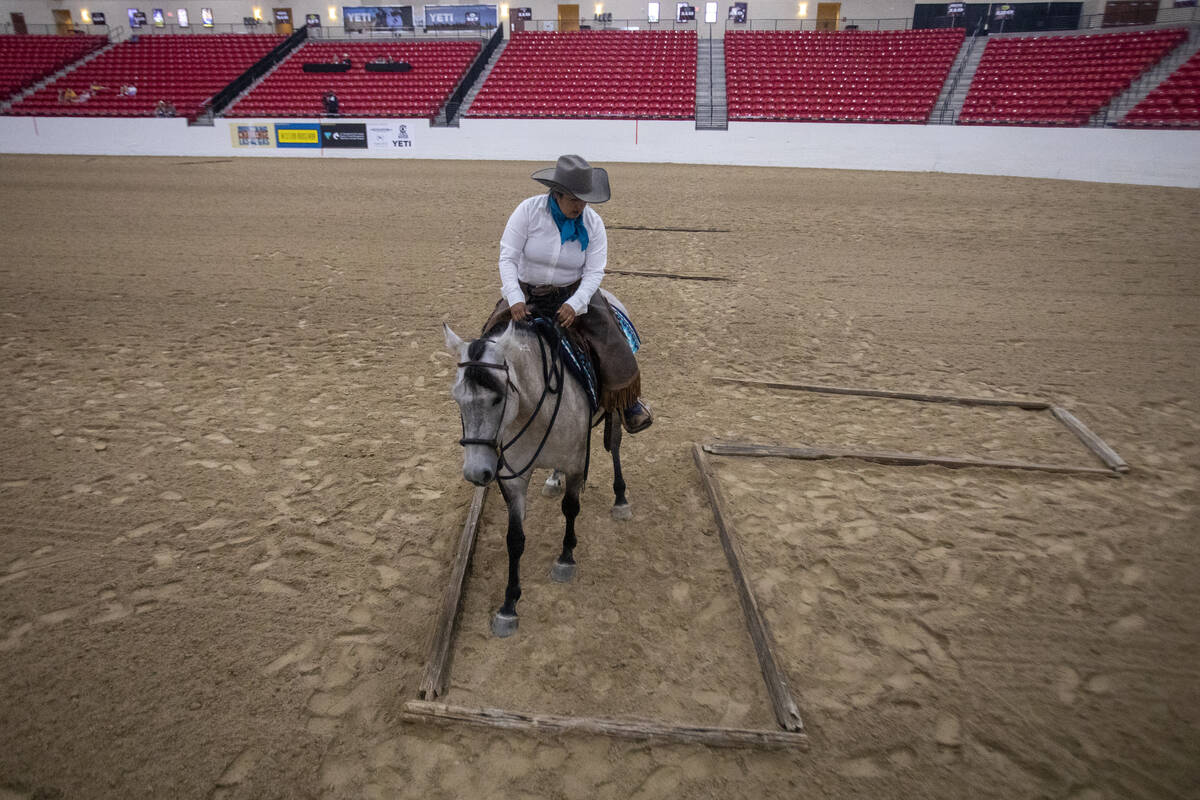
[492, 478, 528, 637]
[550, 472, 584, 583]
[606, 413, 631, 521]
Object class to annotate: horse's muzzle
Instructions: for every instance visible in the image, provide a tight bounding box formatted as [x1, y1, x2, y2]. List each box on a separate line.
[464, 467, 494, 487]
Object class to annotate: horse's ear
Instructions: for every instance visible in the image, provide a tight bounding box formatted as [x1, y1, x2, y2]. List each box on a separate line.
[443, 322, 464, 353]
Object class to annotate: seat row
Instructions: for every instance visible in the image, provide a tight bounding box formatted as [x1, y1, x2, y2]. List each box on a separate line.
[725, 29, 960, 124]
[227, 39, 480, 118]
[0, 34, 107, 101]
[1122, 49, 1200, 128]
[960, 27, 1187, 127]
[5, 33, 283, 118]
[467, 29, 694, 121]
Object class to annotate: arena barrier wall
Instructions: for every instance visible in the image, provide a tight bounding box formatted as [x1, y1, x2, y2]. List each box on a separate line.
[1, 115, 1197, 187]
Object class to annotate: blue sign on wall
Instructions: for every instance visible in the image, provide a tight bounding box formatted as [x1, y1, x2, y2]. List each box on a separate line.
[423, 4, 497, 29]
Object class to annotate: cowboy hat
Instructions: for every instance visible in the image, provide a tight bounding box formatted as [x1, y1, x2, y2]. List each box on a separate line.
[531, 155, 610, 203]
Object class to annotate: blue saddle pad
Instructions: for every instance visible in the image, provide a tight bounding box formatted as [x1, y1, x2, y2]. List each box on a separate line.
[529, 317, 600, 413]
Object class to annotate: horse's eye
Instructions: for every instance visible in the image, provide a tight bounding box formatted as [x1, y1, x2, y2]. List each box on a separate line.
[492, 396, 502, 406]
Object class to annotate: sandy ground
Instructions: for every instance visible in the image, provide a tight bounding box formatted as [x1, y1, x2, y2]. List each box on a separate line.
[0, 154, 1197, 799]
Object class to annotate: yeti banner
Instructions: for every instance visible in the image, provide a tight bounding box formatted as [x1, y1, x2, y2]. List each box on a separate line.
[342, 6, 414, 31]
[422, 4, 497, 29]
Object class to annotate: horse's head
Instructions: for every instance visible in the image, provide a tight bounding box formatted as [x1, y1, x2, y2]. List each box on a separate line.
[444, 322, 519, 486]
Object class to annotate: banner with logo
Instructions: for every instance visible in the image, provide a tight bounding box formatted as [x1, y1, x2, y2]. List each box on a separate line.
[342, 6, 414, 31]
[275, 123, 322, 148]
[321, 123, 369, 148]
[230, 123, 273, 147]
[367, 123, 414, 150]
[423, 4, 497, 29]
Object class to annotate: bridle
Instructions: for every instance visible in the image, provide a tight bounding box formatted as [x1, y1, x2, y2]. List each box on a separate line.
[456, 329, 567, 481]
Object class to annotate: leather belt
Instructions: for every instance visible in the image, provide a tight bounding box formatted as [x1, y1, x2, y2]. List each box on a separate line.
[521, 280, 579, 298]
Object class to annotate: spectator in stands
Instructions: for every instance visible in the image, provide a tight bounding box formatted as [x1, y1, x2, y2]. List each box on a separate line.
[155, 99, 177, 117]
[323, 90, 339, 115]
[483, 155, 653, 434]
[90, 83, 113, 93]
[59, 88, 91, 104]
[119, 84, 137, 97]
[340, 52, 351, 65]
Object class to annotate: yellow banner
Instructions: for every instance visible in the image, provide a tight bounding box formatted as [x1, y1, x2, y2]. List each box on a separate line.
[277, 128, 320, 145]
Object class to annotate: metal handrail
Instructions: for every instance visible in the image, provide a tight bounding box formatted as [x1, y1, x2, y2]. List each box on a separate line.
[442, 23, 505, 124]
[934, 17, 986, 125]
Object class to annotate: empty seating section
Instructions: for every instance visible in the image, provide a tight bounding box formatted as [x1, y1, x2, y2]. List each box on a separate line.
[0, 34, 106, 103]
[725, 29, 964, 123]
[5, 34, 283, 118]
[227, 40, 479, 118]
[1122, 48, 1200, 128]
[467, 31, 695, 120]
[959, 28, 1187, 126]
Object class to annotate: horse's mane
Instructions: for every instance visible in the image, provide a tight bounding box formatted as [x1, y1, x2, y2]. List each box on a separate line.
[466, 320, 581, 403]
[463, 336, 507, 397]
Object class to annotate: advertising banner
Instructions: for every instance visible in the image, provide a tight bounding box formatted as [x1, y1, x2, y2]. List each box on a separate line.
[367, 122, 414, 150]
[342, 6, 414, 31]
[128, 8, 147, 27]
[728, 2, 747, 22]
[230, 123, 273, 147]
[321, 123, 369, 148]
[275, 123, 322, 148]
[423, 4, 497, 29]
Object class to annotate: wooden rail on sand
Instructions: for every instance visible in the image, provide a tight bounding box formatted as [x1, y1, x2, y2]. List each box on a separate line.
[408, 481, 809, 749]
[692, 444, 806, 733]
[711, 376, 1129, 476]
[418, 485, 488, 700]
[712, 376, 1051, 410]
[403, 700, 810, 750]
[703, 442, 1118, 477]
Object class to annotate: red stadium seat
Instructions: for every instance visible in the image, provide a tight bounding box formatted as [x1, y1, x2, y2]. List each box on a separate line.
[465, 30, 695, 121]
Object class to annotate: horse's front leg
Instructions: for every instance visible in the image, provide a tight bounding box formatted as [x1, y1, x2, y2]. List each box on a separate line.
[606, 413, 631, 520]
[493, 477, 529, 638]
[550, 472, 584, 583]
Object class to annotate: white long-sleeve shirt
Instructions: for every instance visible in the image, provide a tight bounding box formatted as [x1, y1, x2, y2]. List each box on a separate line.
[498, 194, 608, 315]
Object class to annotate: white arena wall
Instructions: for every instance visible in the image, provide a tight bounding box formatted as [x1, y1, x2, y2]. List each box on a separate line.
[1, 115, 1198, 187]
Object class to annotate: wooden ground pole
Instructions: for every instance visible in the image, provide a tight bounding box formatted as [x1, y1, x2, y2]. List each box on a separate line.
[703, 442, 1118, 477]
[712, 376, 1051, 410]
[1050, 406, 1130, 473]
[692, 444, 806, 732]
[403, 700, 810, 750]
[419, 485, 488, 700]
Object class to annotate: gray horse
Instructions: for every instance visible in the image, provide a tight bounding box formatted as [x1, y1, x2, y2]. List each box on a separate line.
[444, 319, 631, 637]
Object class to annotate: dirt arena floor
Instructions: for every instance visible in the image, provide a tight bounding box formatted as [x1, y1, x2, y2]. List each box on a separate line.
[1, 154, 1198, 799]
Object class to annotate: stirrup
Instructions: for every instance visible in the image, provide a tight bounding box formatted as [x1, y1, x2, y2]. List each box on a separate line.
[623, 400, 653, 434]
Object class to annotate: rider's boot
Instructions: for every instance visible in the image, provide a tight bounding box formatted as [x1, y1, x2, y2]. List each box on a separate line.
[623, 399, 653, 434]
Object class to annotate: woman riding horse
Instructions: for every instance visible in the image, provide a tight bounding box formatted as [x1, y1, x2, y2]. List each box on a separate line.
[483, 155, 653, 434]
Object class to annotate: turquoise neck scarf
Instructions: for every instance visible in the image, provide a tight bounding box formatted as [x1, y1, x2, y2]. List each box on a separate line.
[548, 194, 589, 252]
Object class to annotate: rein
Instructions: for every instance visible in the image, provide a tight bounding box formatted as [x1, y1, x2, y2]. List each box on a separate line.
[456, 325, 568, 481]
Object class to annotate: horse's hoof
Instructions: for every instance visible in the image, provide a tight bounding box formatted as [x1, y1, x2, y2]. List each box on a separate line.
[611, 503, 632, 521]
[542, 476, 563, 497]
[491, 612, 519, 638]
[550, 559, 576, 583]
